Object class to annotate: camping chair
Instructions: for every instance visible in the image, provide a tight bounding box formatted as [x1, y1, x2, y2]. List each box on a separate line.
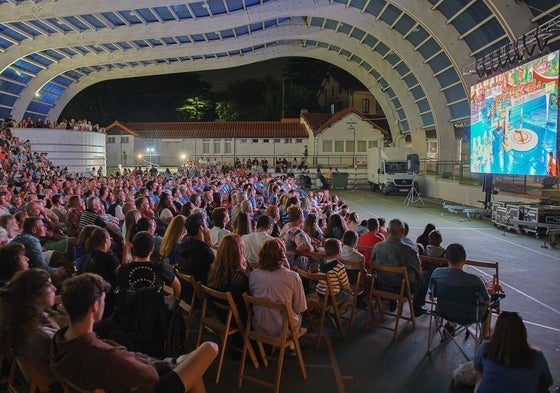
[365, 264, 416, 341]
[238, 294, 307, 393]
[196, 284, 259, 383]
[340, 258, 366, 330]
[426, 280, 489, 361]
[296, 268, 345, 350]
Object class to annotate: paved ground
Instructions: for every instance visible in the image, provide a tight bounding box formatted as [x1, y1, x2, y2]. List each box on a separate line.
[202, 189, 560, 393]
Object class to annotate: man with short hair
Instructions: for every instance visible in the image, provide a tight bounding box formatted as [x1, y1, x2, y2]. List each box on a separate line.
[371, 218, 429, 316]
[430, 243, 490, 321]
[12, 217, 66, 277]
[358, 218, 384, 267]
[51, 273, 218, 393]
[178, 213, 214, 284]
[243, 215, 274, 264]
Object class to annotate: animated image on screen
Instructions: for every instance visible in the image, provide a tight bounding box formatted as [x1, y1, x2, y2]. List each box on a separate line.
[470, 50, 559, 175]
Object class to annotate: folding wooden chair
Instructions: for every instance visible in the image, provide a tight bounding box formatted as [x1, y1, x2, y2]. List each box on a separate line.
[13, 355, 51, 393]
[174, 271, 201, 347]
[365, 264, 416, 341]
[196, 284, 259, 383]
[238, 294, 307, 393]
[340, 258, 366, 330]
[296, 268, 345, 350]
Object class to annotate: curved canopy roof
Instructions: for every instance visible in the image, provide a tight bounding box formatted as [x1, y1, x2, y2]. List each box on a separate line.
[0, 0, 558, 159]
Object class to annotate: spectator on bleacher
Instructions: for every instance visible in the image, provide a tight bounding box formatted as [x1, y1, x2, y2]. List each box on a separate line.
[209, 207, 230, 248]
[324, 213, 348, 240]
[0, 269, 63, 392]
[243, 215, 274, 266]
[0, 242, 29, 285]
[0, 214, 21, 241]
[64, 195, 84, 238]
[12, 217, 66, 279]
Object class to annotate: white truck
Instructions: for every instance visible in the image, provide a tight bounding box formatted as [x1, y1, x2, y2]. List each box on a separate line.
[367, 147, 417, 194]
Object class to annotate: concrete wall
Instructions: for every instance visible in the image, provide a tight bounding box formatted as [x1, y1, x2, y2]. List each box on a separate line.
[418, 175, 535, 206]
[11, 128, 106, 175]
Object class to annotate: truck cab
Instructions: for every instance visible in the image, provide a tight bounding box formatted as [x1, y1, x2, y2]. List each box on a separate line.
[367, 147, 416, 194]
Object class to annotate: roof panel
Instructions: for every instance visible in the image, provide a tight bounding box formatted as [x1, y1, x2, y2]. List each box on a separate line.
[153, 6, 176, 21]
[171, 4, 192, 19]
[28, 20, 57, 35]
[80, 14, 107, 29]
[136, 8, 158, 23]
[189, 2, 211, 18]
[207, 0, 228, 15]
[101, 12, 127, 26]
[11, 21, 42, 37]
[46, 18, 72, 32]
[379, 3, 402, 26]
[393, 13, 416, 36]
[363, 0, 386, 17]
[62, 16, 89, 31]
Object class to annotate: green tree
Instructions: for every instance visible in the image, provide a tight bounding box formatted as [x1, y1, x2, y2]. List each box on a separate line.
[215, 100, 239, 121]
[176, 97, 211, 121]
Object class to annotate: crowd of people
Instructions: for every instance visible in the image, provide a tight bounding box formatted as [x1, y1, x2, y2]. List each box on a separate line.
[0, 127, 555, 392]
[3, 114, 105, 132]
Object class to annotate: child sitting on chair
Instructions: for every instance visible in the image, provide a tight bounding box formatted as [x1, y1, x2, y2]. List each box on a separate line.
[316, 238, 352, 313]
[425, 230, 446, 258]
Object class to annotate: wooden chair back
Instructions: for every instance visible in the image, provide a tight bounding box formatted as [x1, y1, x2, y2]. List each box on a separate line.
[238, 294, 307, 393]
[296, 267, 345, 350]
[339, 257, 365, 330]
[366, 263, 416, 341]
[174, 271, 201, 347]
[196, 284, 258, 383]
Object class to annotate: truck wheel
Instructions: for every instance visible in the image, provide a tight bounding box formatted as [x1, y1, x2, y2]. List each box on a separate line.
[381, 185, 389, 195]
[371, 183, 379, 192]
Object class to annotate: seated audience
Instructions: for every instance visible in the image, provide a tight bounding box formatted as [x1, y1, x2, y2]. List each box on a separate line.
[249, 238, 307, 338]
[317, 239, 352, 312]
[474, 311, 553, 393]
[0, 269, 62, 392]
[0, 242, 29, 285]
[159, 215, 187, 265]
[51, 273, 218, 393]
[242, 215, 274, 265]
[117, 231, 180, 300]
[425, 230, 446, 258]
[178, 213, 214, 284]
[372, 219, 429, 316]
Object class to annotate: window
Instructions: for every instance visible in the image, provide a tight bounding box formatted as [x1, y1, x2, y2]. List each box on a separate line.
[368, 140, 379, 149]
[346, 140, 354, 152]
[263, 139, 270, 143]
[214, 141, 221, 154]
[225, 141, 232, 154]
[203, 139, 210, 154]
[274, 138, 281, 143]
[107, 137, 115, 144]
[240, 139, 247, 144]
[334, 141, 344, 152]
[252, 139, 259, 144]
[295, 138, 303, 144]
[362, 99, 370, 113]
[323, 140, 332, 152]
[357, 141, 367, 152]
[284, 138, 292, 144]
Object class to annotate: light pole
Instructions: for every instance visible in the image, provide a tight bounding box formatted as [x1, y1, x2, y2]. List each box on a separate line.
[194, 96, 199, 120]
[146, 147, 154, 167]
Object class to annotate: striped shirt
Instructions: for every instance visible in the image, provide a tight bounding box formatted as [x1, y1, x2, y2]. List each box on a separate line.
[316, 259, 351, 296]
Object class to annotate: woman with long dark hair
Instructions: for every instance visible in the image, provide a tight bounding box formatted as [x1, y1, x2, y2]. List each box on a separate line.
[474, 311, 552, 393]
[0, 269, 62, 392]
[207, 234, 249, 323]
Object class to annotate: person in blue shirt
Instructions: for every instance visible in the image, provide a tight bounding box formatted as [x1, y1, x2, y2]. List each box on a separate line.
[474, 311, 553, 393]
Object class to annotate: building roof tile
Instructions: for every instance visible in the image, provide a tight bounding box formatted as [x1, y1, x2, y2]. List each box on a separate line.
[105, 120, 308, 139]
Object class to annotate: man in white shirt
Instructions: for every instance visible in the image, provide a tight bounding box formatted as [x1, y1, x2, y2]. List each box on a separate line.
[242, 215, 274, 265]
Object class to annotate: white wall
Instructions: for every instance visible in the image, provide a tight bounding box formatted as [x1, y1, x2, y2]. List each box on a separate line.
[418, 175, 535, 206]
[11, 128, 106, 175]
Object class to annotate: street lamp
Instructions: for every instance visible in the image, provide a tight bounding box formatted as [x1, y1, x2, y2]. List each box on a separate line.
[194, 96, 199, 120]
[146, 147, 155, 167]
